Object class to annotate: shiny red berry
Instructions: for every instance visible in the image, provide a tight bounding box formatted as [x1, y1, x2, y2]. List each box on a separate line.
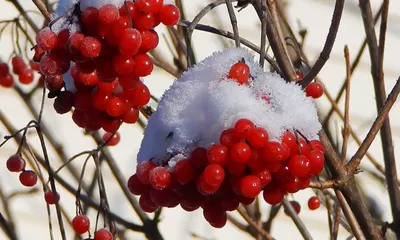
[72, 215, 90, 234]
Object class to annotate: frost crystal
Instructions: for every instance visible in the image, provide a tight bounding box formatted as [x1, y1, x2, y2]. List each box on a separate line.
[137, 48, 322, 166]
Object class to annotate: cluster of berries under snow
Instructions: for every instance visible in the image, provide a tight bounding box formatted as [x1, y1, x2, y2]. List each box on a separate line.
[32, 0, 180, 144]
[128, 48, 325, 228]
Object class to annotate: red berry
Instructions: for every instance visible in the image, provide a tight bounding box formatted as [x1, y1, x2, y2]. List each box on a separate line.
[6, 155, 26, 172]
[307, 150, 324, 175]
[296, 138, 312, 156]
[19, 170, 37, 187]
[203, 209, 227, 228]
[122, 107, 139, 123]
[263, 185, 284, 205]
[0, 74, 14, 87]
[79, 71, 98, 86]
[106, 97, 125, 117]
[230, 142, 252, 163]
[139, 193, 159, 213]
[0, 62, 9, 77]
[139, 29, 159, 53]
[81, 7, 99, 29]
[133, 12, 156, 30]
[173, 160, 195, 185]
[98, 4, 120, 25]
[283, 176, 300, 193]
[44, 191, 60, 204]
[157, 4, 180, 26]
[149, 167, 171, 190]
[296, 71, 303, 79]
[282, 131, 297, 151]
[124, 81, 151, 106]
[120, 1, 135, 16]
[263, 141, 290, 162]
[191, 147, 207, 169]
[310, 140, 325, 153]
[106, 16, 130, 46]
[11, 56, 26, 74]
[18, 68, 34, 84]
[207, 144, 228, 165]
[67, 32, 85, 54]
[203, 164, 225, 186]
[102, 132, 120, 146]
[118, 29, 142, 56]
[305, 82, 324, 99]
[101, 117, 121, 133]
[197, 173, 220, 195]
[56, 29, 70, 50]
[73, 90, 92, 111]
[136, 0, 163, 13]
[112, 55, 134, 75]
[127, 174, 148, 195]
[29, 60, 40, 71]
[234, 118, 254, 138]
[308, 196, 321, 210]
[80, 37, 101, 58]
[219, 128, 238, 147]
[228, 62, 250, 85]
[98, 80, 117, 93]
[39, 50, 70, 76]
[288, 155, 310, 177]
[240, 175, 261, 198]
[284, 201, 301, 215]
[133, 54, 153, 77]
[72, 215, 90, 234]
[94, 228, 113, 240]
[298, 176, 311, 189]
[137, 161, 157, 184]
[54, 91, 74, 114]
[36, 28, 58, 51]
[247, 127, 268, 148]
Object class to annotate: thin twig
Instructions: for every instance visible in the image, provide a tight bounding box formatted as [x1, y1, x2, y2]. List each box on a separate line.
[237, 206, 274, 240]
[225, 0, 240, 47]
[341, 46, 351, 159]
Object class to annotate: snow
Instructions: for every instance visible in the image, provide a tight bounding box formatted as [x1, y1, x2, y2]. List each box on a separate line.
[137, 48, 321, 166]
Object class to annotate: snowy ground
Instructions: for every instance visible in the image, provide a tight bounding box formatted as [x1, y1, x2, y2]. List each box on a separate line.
[0, 0, 399, 239]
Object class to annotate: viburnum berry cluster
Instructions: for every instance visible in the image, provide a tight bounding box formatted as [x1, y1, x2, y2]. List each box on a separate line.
[0, 56, 40, 87]
[129, 118, 325, 227]
[128, 48, 325, 228]
[32, 0, 180, 142]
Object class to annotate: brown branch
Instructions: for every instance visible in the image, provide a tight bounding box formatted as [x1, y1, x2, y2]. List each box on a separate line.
[334, 190, 364, 239]
[8, 0, 40, 33]
[300, 0, 345, 86]
[357, 1, 400, 236]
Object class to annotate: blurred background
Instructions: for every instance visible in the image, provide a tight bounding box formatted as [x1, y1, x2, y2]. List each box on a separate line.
[0, 0, 399, 239]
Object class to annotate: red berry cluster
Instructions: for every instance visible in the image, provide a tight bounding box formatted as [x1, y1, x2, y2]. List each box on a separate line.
[296, 71, 324, 99]
[6, 154, 38, 187]
[0, 56, 40, 87]
[33, 1, 180, 135]
[128, 118, 325, 228]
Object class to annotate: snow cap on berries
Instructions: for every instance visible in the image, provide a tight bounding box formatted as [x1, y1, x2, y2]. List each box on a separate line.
[137, 48, 321, 166]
